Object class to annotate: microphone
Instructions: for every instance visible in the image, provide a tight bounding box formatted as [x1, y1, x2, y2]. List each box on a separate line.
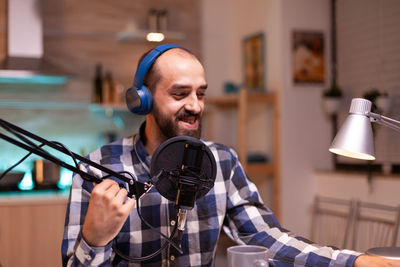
[150, 136, 216, 236]
[0, 118, 215, 262]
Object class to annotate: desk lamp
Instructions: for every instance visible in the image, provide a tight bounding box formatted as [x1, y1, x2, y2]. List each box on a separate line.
[329, 98, 400, 259]
[329, 98, 400, 160]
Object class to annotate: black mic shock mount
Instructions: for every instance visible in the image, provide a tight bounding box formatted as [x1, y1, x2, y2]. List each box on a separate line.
[150, 136, 217, 235]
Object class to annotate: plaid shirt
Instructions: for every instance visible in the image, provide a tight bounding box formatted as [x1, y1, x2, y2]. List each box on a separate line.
[61, 133, 361, 267]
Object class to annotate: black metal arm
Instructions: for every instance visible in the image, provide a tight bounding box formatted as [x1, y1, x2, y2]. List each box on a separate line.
[0, 118, 150, 198]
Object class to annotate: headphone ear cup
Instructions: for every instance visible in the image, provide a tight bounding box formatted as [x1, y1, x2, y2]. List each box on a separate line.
[138, 85, 153, 114]
[126, 86, 153, 115]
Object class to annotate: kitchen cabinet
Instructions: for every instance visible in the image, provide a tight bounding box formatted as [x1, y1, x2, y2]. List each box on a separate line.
[0, 192, 68, 267]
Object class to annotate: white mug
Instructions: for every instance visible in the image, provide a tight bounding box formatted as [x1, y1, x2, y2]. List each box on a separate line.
[227, 245, 269, 267]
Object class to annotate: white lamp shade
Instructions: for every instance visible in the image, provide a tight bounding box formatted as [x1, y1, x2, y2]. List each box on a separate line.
[329, 113, 375, 160]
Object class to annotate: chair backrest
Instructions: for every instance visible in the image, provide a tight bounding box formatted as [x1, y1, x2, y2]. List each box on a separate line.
[310, 195, 356, 249]
[351, 201, 400, 252]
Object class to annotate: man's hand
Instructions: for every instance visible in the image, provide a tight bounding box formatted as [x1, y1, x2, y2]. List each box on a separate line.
[354, 254, 400, 266]
[82, 179, 136, 247]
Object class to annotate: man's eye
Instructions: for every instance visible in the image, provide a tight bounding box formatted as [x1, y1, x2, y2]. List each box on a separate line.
[173, 92, 186, 98]
[197, 91, 206, 98]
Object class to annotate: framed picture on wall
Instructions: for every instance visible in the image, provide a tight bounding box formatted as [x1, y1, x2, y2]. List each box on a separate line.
[292, 30, 325, 84]
[243, 33, 265, 91]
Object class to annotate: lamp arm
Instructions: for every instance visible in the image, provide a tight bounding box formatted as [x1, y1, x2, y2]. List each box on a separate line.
[368, 112, 400, 132]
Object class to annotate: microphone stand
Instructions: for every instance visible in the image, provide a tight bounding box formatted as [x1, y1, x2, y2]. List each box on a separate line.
[174, 142, 211, 249]
[1, 119, 217, 263]
[0, 118, 150, 198]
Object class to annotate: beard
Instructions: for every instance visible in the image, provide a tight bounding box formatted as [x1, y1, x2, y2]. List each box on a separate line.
[152, 102, 202, 139]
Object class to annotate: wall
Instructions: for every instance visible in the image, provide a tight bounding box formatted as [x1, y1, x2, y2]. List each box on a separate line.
[1, 0, 202, 100]
[202, 0, 332, 237]
[203, 0, 400, 239]
[315, 171, 400, 207]
[313, 0, 400, 235]
[277, 0, 400, 237]
[280, 0, 331, 236]
[41, 0, 202, 91]
[201, 0, 237, 150]
[202, 0, 283, 94]
[0, 0, 201, 175]
[336, 0, 400, 164]
[202, 0, 284, 209]
[0, 0, 5, 59]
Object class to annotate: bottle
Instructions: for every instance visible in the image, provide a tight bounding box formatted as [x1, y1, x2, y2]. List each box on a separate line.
[114, 82, 124, 106]
[93, 64, 103, 103]
[103, 71, 115, 105]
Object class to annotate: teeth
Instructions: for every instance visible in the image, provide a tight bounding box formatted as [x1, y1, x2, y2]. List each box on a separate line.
[182, 117, 195, 124]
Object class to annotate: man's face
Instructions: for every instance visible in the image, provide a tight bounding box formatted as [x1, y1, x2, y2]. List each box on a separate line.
[150, 51, 207, 140]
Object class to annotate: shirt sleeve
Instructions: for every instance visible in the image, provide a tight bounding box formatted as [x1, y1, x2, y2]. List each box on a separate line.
[61, 168, 113, 267]
[223, 148, 362, 267]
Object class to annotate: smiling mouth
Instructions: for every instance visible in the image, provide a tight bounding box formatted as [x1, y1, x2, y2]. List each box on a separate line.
[179, 115, 199, 129]
[181, 116, 196, 124]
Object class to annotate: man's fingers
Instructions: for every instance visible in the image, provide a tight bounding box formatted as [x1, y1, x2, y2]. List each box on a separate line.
[115, 188, 136, 210]
[114, 187, 129, 202]
[121, 197, 136, 214]
[92, 179, 120, 198]
[94, 178, 117, 190]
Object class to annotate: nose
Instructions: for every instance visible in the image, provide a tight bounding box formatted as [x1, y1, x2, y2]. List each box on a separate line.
[184, 92, 202, 114]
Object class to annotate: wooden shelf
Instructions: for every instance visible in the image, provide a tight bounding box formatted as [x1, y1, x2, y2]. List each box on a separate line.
[205, 89, 281, 219]
[0, 99, 129, 111]
[246, 162, 275, 177]
[0, 100, 129, 114]
[206, 92, 276, 107]
[0, 99, 90, 110]
[89, 103, 130, 115]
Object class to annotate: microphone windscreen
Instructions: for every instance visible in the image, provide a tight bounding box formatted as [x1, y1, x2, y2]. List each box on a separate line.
[150, 136, 216, 203]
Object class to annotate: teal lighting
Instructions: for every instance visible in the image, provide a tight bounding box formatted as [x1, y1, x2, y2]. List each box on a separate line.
[58, 168, 73, 189]
[0, 74, 68, 85]
[18, 171, 34, 190]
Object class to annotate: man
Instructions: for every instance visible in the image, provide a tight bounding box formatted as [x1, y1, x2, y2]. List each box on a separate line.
[62, 45, 400, 266]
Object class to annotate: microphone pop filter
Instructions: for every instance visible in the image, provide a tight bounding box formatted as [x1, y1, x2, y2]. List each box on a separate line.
[150, 136, 216, 204]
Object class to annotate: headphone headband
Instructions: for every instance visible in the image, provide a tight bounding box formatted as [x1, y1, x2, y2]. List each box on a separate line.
[126, 44, 191, 115]
[133, 44, 189, 89]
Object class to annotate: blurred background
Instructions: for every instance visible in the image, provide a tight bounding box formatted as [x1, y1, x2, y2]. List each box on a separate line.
[0, 0, 399, 266]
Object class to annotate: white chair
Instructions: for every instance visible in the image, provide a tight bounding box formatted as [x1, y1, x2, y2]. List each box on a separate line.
[310, 195, 356, 249]
[351, 201, 400, 252]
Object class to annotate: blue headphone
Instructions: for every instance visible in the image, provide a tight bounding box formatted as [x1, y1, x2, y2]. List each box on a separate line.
[126, 44, 190, 115]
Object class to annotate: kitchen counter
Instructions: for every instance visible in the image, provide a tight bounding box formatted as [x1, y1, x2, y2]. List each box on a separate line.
[0, 189, 69, 206]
